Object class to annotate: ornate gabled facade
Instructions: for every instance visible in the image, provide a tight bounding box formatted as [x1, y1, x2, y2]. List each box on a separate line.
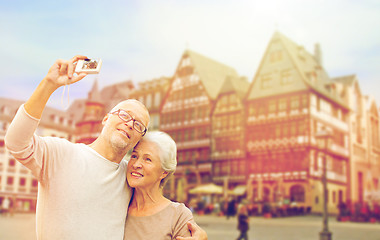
[73, 79, 136, 144]
[333, 74, 380, 203]
[100, 80, 135, 112]
[129, 77, 171, 131]
[75, 80, 105, 144]
[0, 98, 76, 212]
[245, 32, 350, 214]
[364, 96, 380, 202]
[211, 75, 249, 188]
[160, 50, 241, 197]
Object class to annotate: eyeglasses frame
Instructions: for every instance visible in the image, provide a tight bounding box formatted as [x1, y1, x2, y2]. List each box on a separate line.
[110, 109, 147, 136]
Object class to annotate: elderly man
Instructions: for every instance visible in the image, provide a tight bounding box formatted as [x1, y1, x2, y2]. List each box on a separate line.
[5, 55, 207, 240]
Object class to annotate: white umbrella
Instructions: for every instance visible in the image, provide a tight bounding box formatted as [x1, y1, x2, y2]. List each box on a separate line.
[189, 183, 223, 195]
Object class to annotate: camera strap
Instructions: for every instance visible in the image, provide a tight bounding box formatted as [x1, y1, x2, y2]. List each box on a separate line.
[61, 80, 70, 110]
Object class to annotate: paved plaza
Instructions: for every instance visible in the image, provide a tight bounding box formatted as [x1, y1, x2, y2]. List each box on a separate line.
[0, 213, 379, 240]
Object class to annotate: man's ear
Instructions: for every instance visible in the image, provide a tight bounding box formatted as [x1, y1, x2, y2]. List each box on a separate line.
[102, 114, 110, 125]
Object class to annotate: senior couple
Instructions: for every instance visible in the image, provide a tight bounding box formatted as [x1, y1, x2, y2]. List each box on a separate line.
[5, 55, 207, 240]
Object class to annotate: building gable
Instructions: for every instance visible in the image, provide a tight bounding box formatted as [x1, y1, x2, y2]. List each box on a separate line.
[246, 32, 347, 110]
[369, 98, 379, 118]
[183, 50, 239, 100]
[246, 32, 311, 100]
[162, 52, 212, 113]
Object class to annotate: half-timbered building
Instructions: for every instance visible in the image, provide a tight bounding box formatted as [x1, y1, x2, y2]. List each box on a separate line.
[160, 50, 242, 199]
[211, 75, 249, 195]
[245, 32, 350, 214]
[129, 77, 171, 131]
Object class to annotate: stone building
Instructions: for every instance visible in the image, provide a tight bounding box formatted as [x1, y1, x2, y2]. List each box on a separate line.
[0, 97, 76, 212]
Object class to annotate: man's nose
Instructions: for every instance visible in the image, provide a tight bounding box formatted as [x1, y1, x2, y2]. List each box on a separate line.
[124, 119, 134, 129]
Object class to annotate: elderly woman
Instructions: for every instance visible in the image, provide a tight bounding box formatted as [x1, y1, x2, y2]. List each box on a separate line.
[124, 131, 195, 240]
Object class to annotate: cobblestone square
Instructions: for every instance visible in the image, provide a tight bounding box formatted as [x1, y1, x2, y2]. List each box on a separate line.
[1, 213, 379, 240]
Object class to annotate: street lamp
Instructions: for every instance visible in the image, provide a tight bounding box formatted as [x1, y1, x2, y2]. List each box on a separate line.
[315, 128, 333, 240]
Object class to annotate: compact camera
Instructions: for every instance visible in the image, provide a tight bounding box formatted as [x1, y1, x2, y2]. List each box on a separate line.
[75, 58, 102, 74]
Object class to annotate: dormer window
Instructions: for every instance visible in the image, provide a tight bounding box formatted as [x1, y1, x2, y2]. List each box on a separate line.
[281, 69, 293, 85]
[270, 50, 282, 63]
[261, 73, 273, 89]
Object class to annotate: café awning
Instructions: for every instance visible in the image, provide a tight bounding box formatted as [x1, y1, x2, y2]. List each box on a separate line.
[189, 183, 223, 195]
[229, 185, 247, 196]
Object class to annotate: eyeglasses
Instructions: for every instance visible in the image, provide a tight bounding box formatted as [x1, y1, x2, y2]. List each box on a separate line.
[111, 109, 147, 136]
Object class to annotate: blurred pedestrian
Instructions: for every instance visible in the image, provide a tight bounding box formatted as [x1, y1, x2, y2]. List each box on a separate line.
[2, 197, 10, 217]
[226, 197, 236, 219]
[236, 205, 249, 240]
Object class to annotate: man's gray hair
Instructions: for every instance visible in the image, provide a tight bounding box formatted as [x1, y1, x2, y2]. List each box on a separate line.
[109, 99, 150, 129]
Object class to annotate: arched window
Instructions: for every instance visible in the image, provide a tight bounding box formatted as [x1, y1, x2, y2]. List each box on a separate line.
[290, 185, 305, 202]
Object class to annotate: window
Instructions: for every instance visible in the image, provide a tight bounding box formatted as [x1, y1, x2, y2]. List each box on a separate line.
[184, 130, 189, 141]
[270, 50, 283, 63]
[152, 115, 159, 130]
[138, 96, 144, 105]
[181, 57, 191, 68]
[268, 100, 276, 113]
[9, 158, 16, 167]
[249, 104, 256, 116]
[146, 94, 152, 108]
[333, 191, 336, 203]
[298, 121, 307, 135]
[290, 185, 305, 202]
[19, 178, 26, 186]
[282, 123, 289, 137]
[1, 122, 7, 131]
[261, 73, 273, 89]
[178, 66, 194, 77]
[258, 104, 266, 116]
[281, 69, 293, 85]
[320, 98, 332, 115]
[0, 139, 4, 153]
[32, 179, 38, 187]
[1, 106, 9, 115]
[290, 122, 297, 136]
[154, 92, 161, 107]
[50, 114, 57, 123]
[7, 177, 14, 185]
[279, 99, 287, 112]
[301, 95, 308, 108]
[290, 96, 299, 109]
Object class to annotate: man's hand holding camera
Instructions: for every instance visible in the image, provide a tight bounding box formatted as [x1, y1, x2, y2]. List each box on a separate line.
[44, 55, 89, 90]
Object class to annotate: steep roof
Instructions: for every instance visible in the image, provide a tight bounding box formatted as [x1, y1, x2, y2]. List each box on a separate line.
[246, 31, 348, 109]
[88, 79, 102, 103]
[66, 98, 87, 122]
[365, 95, 379, 117]
[332, 74, 357, 86]
[219, 76, 250, 99]
[185, 50, 240, 99]
[0, 97, 75, 131]
[100, 80, 134, 101]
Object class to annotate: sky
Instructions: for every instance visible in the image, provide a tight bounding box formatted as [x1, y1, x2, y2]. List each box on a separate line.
[0, 0, 379, 110]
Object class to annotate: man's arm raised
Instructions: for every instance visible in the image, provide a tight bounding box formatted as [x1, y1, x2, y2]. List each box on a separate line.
[25, 55, 88, 119]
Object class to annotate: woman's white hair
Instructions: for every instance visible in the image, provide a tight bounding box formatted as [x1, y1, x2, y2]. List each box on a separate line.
[142, 131, 177, 188]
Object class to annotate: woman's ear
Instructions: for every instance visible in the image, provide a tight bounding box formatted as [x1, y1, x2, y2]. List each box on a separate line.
[160, 171, 169, 180]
